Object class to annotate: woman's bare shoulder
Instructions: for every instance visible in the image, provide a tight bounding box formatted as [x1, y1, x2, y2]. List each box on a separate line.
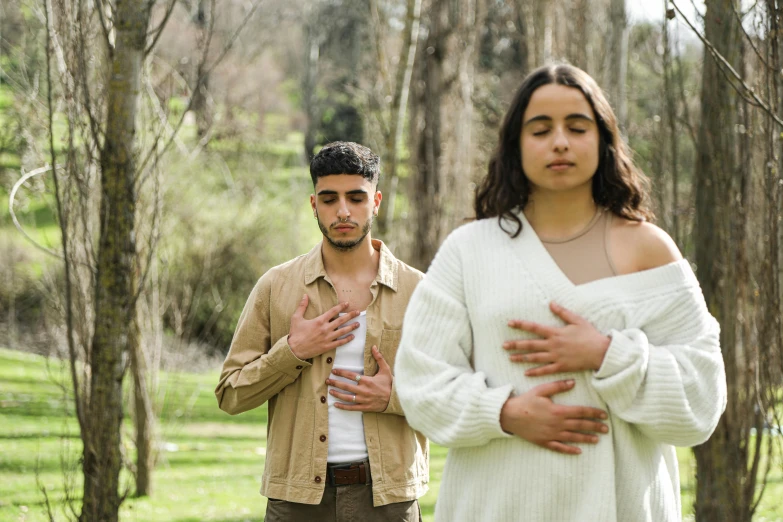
[610, 217, 683, 274]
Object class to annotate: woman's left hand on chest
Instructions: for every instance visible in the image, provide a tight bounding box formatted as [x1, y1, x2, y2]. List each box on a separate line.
[504, 302, 611, 376]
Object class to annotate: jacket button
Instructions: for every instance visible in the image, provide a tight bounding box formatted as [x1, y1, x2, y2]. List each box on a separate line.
[296, 365, 303, 370]
[320, 396, 326, 403]
[315, 476, 322, 483]
[320, 435, 326, 442]
[326, 357, 333, 364]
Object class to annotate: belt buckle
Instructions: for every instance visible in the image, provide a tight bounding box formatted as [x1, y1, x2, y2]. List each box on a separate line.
[327, 460, 368, 487]
[327, 463, 348, 487]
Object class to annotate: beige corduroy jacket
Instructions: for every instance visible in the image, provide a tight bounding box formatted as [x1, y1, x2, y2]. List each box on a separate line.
[215, 239, 428, 507]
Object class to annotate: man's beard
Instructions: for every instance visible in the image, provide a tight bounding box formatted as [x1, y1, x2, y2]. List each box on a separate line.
[316, 212, 373, 252]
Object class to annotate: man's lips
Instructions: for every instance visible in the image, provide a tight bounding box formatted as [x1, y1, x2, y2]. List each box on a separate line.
[332, 223, 357, 231]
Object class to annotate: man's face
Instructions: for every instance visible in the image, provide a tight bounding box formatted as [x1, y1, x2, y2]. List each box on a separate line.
[311, 174, 382, 252]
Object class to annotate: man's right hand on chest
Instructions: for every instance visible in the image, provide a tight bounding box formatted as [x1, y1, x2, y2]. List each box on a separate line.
[287, 294, 362, 360]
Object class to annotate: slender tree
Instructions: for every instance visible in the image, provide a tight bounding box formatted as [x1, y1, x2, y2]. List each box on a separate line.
[607, 0, 628, 129]
[80, 1, 153, 519]
[691, 1, 754, 520]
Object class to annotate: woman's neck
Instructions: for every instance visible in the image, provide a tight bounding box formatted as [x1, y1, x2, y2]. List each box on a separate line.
[524, 191, 598, 240]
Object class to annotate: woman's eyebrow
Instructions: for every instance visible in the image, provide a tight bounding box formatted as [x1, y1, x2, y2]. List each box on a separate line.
[523, 113, 594, 127]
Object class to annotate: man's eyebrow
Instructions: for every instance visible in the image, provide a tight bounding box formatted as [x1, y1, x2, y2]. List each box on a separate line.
[316, 189, 369, 196]
[523, 113, 595, 126]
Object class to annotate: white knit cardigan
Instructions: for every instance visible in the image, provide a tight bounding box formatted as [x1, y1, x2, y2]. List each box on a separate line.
[395, 213, 726, 522]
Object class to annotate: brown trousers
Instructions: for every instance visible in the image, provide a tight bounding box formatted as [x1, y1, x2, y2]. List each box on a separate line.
[264, 485, 421, 522]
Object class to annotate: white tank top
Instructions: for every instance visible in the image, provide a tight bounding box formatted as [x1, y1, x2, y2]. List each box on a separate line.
[327, 311, 369, 463]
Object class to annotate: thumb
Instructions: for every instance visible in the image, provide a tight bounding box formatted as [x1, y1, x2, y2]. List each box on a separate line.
[533, 379, 574, 398]
[293, 294, 309, 318]
[372, 346, 391, 373]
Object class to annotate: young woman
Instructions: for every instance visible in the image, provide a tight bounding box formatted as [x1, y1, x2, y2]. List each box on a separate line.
[394, 64, 726, 522]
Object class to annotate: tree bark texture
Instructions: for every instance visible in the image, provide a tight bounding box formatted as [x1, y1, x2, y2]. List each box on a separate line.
[410, 0, 445, 270]
[131, 312, 156, 497]
[191, 0, 213, 139]
[607, 0, 628, 129]
[692, 1, 752, 521]
[302, 8, 320, 159]
[375, 0, 421, 237]
[80, 1, 151, 520]
[408, 0, 483, 270]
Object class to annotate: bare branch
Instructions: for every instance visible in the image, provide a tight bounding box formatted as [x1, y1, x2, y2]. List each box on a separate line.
[77, 0, 106, 151]
[43, 0, 87, 436]
[202, 0, 263, 77]
[144, 0, 178, 57]
[671, 0, 783, 128]
[730, 1, 771, 72]
[147, 0, 266, 165]
[94, 0, 114, 55]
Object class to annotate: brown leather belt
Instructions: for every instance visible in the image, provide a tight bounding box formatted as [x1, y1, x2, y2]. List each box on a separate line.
[326, 460, 371, 487]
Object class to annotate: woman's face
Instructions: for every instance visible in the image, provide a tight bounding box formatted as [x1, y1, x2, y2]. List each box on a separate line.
[519, 83, 600, 198]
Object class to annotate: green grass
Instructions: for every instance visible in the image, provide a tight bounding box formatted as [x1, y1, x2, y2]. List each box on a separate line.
[1, 348, 782, 522]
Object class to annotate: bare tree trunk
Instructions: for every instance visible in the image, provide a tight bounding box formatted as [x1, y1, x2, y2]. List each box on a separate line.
[408, 0, 483, 270]
[302, 5, 320, 159]
[131, 313, 156, 497]
[567, 0, 589, 70]
[692, 1, 752, 520]
[191, 0, 213, 139]
[410, 0, 446, 270]
[80, 1, 151, 520]
[530, 0, 552, 65]
[607, 0, 628, 129]
[662, 11, 679, 243]
[509, 0, 531, 74]
[376, 0, 422, 235]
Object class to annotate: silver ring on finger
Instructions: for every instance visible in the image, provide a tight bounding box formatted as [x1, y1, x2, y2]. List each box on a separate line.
[354, 375, 362, 384]
[352, 394, 356, 402]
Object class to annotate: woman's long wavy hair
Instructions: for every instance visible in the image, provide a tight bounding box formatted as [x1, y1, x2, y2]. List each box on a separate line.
[474, 64, 653, 237]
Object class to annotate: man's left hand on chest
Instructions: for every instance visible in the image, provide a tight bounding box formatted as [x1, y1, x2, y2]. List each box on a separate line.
[326, 346, 392, 412]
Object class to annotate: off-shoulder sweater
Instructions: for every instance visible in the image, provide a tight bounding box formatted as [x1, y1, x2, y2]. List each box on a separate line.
[395, 213, 727, 522]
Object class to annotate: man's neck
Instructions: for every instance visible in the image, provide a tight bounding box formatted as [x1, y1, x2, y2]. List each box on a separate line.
[321, 236, 380, 280]
[524, 189, 598, 240]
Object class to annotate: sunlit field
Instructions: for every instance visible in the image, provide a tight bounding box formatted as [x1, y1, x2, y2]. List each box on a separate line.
[1, 348, 780, 522]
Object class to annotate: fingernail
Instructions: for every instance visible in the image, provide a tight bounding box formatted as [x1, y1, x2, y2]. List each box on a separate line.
[566, 379, 575, 385]
[601, 426, 609, 433]
[600, 412, 607, 419]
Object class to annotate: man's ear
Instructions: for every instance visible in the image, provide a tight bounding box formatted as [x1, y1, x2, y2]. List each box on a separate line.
[373, 190, 382, 216]
[310, 194, 317, 217]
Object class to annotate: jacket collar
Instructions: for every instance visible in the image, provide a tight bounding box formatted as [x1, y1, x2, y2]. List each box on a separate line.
[303, 239, 398, 291]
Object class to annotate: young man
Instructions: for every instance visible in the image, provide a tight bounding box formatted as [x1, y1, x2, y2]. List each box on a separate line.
[215, 141, 428, 521]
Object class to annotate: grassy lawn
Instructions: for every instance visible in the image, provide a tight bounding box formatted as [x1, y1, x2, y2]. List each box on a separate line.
[0, 347, 781, 522]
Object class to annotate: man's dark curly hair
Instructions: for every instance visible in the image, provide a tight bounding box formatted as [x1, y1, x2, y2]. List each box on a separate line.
[309, 141, 380, 186]
[475, 64, 654, 237]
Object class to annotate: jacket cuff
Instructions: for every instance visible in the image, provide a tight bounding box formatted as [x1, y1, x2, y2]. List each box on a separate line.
[267, 336, 311, 379]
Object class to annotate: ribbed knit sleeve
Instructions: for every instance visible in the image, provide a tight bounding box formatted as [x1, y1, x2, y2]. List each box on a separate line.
[395, 233, 514, 448]
[592, 285, 726, 447]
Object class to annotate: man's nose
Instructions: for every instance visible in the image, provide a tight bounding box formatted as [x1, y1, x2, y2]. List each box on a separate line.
[337, 201, 350, 219]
